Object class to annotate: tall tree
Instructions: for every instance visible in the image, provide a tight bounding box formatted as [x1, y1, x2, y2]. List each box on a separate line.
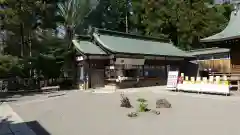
[1, 0, 55, 56]
[94, 0, 126, 31]
[130, 0, 228, 50]
[1, 0, 64, 78]
[56, 0, 99, 82]
[57, 0, 99, 47]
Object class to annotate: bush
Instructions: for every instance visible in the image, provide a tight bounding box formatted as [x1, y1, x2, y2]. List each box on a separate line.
[0, 55, 23, 78]
[137, 98, 149, 112]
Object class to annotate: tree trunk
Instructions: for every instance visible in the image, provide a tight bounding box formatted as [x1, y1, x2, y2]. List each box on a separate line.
[65, 26, 77, 88]
[28, 31, 32, 77]
[20, 23, 24, 57]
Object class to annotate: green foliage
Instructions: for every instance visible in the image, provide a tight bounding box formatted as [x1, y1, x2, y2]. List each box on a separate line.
[138, 102, 148, 112]
[95, 0, 126, 31]
[137, 98, 148, 112]
[137, 98, 147, 103]
[130, 0, 229, 50]
[31, 29, 66, 78]
[34, 54, 63, 78]
[0, 55, 23, 78]
[56, 0, 99, 38]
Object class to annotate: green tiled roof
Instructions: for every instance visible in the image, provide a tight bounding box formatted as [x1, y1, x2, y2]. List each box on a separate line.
[72, 40, 106, 55]
[201, 10, 240, 42]
[93, 33, 189, 57]
[188, 48, 230, 56]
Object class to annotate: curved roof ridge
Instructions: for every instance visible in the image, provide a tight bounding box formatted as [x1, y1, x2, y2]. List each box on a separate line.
[94, 28, 171, 43]
[200, 8, 240, 42]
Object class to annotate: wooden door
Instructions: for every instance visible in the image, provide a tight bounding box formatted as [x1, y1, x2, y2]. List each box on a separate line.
[90, 69, 105, 89]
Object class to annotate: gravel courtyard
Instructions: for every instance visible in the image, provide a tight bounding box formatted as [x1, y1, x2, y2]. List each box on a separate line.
[7, 89, 240, 135]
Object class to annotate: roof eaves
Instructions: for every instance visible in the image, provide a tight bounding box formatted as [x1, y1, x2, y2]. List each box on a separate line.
[188, 48, 230, 56]
[94, 32, 192, 58]
[72, 40, 107, 55]
[200, 10, 240, 43]
[200, 35, 240, 43]
[93, 33, 117, 54]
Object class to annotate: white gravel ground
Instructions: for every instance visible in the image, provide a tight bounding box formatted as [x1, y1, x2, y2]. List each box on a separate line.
[8, 88, 240, 135]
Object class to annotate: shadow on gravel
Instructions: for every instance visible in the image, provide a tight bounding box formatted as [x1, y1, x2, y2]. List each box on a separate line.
[0, 116, 51, 135]
[0, 99, 18, 103]
[26, 121, 51, 135]
[0, 89, 69, 102]
[48, 93, 66, 98]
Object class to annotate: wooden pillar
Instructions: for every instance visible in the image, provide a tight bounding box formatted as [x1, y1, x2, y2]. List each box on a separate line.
[79, 59, 89, 89]
[142, 65, 145, 77]
[164, 57, 168, 80]
[76, 59, 87, 90]
[76, 62, 84, 82]
[110, 58, 116, 78]
[87, 59, 91, 89]
[238, 80, 240, 91]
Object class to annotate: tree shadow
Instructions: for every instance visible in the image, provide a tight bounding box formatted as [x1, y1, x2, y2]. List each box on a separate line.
[0, 116, 50, 135]
[0, 90, 63, 101]
[26, 121, 51, 135]
[0, 99, 18, 103]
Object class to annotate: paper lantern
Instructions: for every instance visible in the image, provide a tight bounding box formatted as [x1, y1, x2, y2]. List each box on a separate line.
[190, 77, 195, 84]
[202, 77, 208, 84]
[215, 76, 220, 84]
[209, 76, 214, 83]
[223, 76, 228, 81]
[196, 77, 201, 84]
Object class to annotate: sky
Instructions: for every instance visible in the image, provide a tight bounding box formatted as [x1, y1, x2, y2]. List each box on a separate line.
[214, 0, 231, 4]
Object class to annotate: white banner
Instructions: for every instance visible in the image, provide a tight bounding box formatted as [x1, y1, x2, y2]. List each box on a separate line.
[166, 71, 179, 90]
[177, 84, 229, 95]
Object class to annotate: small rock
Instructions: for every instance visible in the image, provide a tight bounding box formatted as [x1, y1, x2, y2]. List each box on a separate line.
[151, 110, 160, 115]
[156, 99, 171, 108]
[127, 112, 138, 117]
[120, 93, 132, 108]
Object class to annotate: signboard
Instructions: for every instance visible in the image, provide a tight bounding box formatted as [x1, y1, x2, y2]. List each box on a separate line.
[115, 58, 145, 65]
[166, 71, 179, 90]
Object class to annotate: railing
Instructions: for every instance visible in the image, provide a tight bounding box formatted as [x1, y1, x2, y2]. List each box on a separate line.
[208, 72, 240, 91]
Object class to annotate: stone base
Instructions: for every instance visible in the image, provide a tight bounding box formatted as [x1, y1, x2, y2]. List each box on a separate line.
[104, 84, 117, 90]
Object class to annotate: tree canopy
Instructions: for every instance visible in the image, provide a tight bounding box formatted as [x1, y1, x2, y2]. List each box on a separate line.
[130, 0, 230, 50]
